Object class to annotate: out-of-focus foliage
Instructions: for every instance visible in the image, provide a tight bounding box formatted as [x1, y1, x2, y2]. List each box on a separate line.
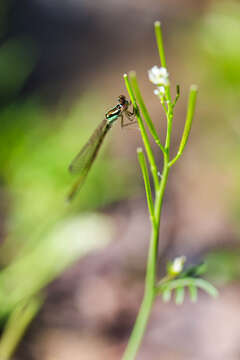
[0, 296, 42, 360]
[0, 211, 113, 360]
[0, 213, 113, 318]
[0, 0, 11, 39]
[159, 276, 218, 305]
[199, 1, 240, 90]
[0, 95, 136, 247]
[0, 38, 37, 102]
[194, 1, 240, 228]
[206, 249, 240, 285]
[157, 260, 217, 305]
[0, 32, 125, 352]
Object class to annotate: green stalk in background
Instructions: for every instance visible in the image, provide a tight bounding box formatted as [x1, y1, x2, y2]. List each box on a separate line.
[122, 21, 217, 360]
[0, 297, 43, 360]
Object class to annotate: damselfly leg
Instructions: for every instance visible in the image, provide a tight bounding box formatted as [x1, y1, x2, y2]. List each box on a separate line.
[121, 106, 138, 128]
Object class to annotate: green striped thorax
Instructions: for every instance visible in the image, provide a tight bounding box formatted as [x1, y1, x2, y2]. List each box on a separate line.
[105, 95, 129, 125]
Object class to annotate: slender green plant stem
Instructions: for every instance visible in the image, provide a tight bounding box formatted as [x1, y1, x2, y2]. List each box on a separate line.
[122, 150, 170, 360]
[121, 273, 155, 360]
[149, 146, 170, 292]
[137, 148, 155, 225]
[122, 88, 172, 359]
[129, 74, 165, 154]
[165, 104, 173, 152]
[169, 85, 198, 167]
[123, 65, 175, 358]
[154, 21, 171, 102]
[122, 21, 198, 360]
[0, 297, 42, 360]
[124, 74, 159, 189]
[154, 21, 166, 68]
[124, 73, 138, 109]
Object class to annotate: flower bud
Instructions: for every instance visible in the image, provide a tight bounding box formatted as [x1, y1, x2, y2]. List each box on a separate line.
[168, 256, 186, 276]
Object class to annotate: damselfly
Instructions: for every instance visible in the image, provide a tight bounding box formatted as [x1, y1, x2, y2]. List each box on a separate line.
[68, 95, 136, 201]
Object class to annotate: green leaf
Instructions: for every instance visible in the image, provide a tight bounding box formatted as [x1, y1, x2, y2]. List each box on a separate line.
[180, 262, 207, 278]
[0, 296, 43, 360]
[156, 276, 218, 302]
[188, 284, 198, 302]
[0, 213, 113, 317]
[162, 288, 171, 303]
[175, 287, 185, 305]
[194, 279, 219, 298]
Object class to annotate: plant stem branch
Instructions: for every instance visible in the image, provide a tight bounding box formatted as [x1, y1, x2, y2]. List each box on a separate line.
[123, 62, 173, 359]
[129, 73, 165, 154]
[124, 74, 159, 189]
[122, 139, 170, 360]
[169, 85, 198, 167]
[154, 21, 166, 68]
[0, 297, 42, 360]
[137, 148, 155, 225]
[154, 21, 171, 102]
[122, 22, 197, 360]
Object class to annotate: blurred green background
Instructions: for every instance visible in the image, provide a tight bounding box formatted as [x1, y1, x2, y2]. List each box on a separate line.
[0, 1, 240, 359]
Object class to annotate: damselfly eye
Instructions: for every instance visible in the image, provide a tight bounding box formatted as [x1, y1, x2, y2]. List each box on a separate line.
[118, 95, 126, 104]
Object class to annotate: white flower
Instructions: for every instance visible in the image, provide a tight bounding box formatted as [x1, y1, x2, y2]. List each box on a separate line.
[169, 256, 186, 275]
[154, 86, 165, 97]
[148, 65, 169, 86]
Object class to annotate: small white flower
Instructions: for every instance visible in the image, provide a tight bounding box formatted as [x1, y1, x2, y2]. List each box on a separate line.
[148, 65, 169, 86]
[169, 256, 186, 275]
[154, 86, 165, 97]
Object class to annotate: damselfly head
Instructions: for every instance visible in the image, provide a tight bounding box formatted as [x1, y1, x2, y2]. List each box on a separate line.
[118, 95, 127, 105]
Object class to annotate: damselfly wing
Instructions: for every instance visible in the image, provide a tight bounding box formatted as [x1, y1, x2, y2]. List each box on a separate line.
[68, 119, 109, 201]
[67, 95, 136, 201]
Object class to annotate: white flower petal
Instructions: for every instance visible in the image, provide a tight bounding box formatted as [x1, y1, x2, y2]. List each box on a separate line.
[154, 86, 166, 97]
[171, 256, 186, 274]
[148, 69, 159, 84]
[151, 65, 160, 76]
[158, 86, 165, 95]
[158, 67, 168, 77]
[162, 78, 170, 86]
[148, 65, 169, 86]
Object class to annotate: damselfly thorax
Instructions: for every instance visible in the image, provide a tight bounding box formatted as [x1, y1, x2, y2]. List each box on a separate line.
[67, 95, 136, 201]
[105, 95, 132, 125]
